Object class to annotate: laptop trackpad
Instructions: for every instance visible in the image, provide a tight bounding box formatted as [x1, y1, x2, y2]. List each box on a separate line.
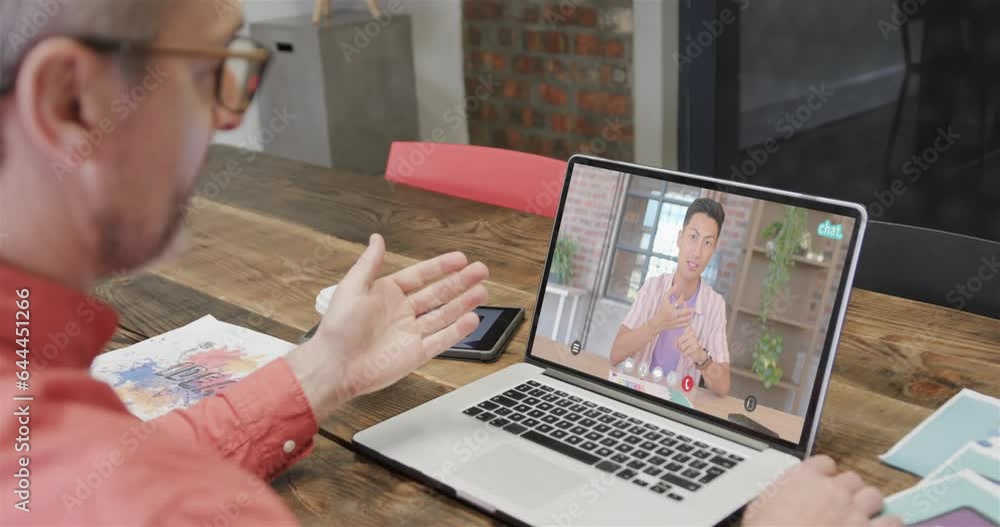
[455, 444, 587, 509]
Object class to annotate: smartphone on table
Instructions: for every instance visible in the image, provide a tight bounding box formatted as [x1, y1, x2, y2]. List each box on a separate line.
[438, 306, 524, 362]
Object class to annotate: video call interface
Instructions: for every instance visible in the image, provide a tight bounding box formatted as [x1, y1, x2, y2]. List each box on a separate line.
[531, 164, 858, 443]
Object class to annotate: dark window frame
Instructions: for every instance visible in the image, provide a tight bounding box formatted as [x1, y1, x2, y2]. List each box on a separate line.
[603, 185, 698, 303]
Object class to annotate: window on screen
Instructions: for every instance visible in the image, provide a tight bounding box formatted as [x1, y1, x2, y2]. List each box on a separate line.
[606, 177, 720, 303]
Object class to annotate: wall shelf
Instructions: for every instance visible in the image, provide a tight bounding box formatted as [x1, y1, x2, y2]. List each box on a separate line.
[750, 246, 833, 269]
[725, 201, 845, 414]
[735, 307, 814, 331]
[730, 366, 798, 390]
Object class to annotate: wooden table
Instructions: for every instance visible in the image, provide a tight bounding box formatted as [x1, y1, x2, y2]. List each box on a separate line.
[99, 145, 1000, 526]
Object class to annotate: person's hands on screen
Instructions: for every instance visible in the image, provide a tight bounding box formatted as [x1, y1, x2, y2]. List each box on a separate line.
[650, 282, 694, 331]
[676, 325, 705, 363]
[744, 455, 902, 527]
[287, 234, 489, 419]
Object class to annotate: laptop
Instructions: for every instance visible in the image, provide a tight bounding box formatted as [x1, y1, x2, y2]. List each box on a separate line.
[355, 155, 867, 526]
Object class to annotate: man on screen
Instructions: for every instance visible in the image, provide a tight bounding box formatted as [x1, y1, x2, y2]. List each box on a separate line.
[610, 198, 731, 396]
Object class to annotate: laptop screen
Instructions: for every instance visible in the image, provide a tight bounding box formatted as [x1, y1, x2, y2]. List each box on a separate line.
[528, 158, 863, 450]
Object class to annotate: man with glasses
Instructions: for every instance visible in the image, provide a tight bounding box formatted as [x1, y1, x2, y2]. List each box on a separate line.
[0, 1, 899, 526]
[0, 1, 487, 524]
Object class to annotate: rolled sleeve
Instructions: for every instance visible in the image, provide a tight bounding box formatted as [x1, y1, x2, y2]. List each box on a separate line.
[622, 279, 656, 330]
[153, 358, 318, 480]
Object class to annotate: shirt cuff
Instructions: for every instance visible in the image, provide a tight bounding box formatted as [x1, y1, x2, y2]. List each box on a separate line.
[219, 357, 319, 480]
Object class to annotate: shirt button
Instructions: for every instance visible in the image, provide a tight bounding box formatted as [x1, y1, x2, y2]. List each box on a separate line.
[283, 440, 296, 454]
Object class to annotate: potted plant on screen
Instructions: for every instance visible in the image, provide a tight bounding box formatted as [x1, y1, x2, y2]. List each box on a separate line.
[753, 206, 806, 388]
[551, 238, 578, 286]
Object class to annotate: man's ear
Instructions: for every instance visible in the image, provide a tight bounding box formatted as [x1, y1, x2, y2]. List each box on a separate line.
[14, 37, 114, 166]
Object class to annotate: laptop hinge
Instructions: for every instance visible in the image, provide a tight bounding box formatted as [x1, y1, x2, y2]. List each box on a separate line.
[543, 367, 770, 452]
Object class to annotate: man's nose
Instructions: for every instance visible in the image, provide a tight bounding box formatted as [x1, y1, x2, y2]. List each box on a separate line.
[692, 241, 703, 259]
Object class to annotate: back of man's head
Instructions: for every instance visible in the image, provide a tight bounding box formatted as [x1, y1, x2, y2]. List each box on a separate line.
[0, 0, 173, 165]
[0, 0, 247, 288]
[0, 1, 170, 92]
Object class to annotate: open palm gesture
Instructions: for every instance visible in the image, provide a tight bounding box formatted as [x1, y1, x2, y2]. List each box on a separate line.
[288, 234, 489, 418]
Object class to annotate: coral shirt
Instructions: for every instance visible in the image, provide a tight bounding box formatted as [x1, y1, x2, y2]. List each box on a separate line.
[0, 263, 317, 525]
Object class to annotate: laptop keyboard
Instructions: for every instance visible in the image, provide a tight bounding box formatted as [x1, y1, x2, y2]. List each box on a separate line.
[461, 380, 745, 502]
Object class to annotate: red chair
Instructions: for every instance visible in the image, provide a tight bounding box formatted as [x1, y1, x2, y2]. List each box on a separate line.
[385, 142, 567, 217]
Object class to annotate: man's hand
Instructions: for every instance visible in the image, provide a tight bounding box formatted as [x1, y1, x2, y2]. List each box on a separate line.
[744, 455, 902, 527]
[286, 234, 489, 420]
[676, 325, 707, 364]
[649, 282, 693, 332]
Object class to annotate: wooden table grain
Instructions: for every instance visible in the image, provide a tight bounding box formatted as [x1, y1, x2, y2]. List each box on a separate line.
[99, 145, 1000, 525]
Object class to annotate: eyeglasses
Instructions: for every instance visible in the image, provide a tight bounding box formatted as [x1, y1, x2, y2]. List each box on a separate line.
[0, 36, 272, 114]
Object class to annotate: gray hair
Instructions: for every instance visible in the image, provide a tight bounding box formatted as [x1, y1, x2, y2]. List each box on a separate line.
[1, 0, 173, 91]
[0, 0, 173, 162]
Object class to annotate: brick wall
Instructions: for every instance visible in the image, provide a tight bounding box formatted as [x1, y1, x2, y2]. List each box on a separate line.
[712, 195, 755, 303]
[556, 166, 623, 289]
[557, 178, 756, 298]
[462, 0, 635, 161]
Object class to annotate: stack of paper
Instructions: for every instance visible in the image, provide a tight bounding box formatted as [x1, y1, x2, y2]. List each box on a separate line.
[879, 390, 1000, 526]
[91, 316, 295, 421]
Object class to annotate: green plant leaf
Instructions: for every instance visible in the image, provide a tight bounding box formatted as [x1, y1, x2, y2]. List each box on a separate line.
[552, 237, 578, 285]
[752, 206, 805, 386]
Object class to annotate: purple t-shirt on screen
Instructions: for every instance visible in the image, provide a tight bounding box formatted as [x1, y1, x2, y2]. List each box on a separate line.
[649, 285, 700, 374]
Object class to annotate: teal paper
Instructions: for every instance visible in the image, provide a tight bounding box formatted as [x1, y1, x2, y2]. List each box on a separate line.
[882, 470, 1000, 526]
[925, 442, 1000, 484]
[880, 390, 1000, 477]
